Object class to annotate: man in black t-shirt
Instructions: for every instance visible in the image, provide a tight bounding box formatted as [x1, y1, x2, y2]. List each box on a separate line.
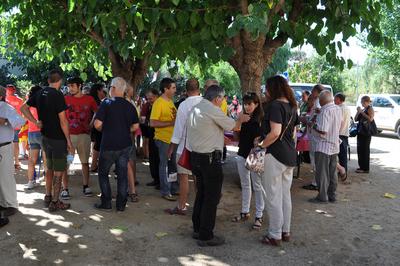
[21, 69, 73, 212]
[93, 77, 139, 212]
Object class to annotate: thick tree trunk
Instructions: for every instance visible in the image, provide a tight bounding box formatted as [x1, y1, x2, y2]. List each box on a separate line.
[228, 31, 280, 94]
[108, 48, 149, 94]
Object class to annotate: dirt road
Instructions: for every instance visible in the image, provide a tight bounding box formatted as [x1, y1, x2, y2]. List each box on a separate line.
[0, 133, 399, 265]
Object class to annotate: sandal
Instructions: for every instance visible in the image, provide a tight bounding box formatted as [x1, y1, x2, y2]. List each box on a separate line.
[14, 164, 21, 170]
[338, 171, 347, 182]
[282, 232, 290, 242]
[261, 235, 281, 246]
[231, 212, 250, 222]
[128, 193, 139, 202]
[252, 217, 263, 230]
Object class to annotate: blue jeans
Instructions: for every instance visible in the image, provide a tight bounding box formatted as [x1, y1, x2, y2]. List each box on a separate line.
[98, 146, 131, 209]
[155, 140, 178, 196]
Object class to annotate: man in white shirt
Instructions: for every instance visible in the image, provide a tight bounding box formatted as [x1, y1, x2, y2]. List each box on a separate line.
[166, 79, 202, 215]
[309, 90, 342, 203]
[0, 86, 26, 226]
[187, 85, 249, 246]
[334, 93, 351, 181]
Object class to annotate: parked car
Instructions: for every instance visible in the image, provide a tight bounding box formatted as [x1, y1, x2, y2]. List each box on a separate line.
[356, 94, 400, 138]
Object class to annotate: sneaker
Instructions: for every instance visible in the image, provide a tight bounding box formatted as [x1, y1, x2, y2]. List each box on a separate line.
[94, 203, 112, 212]
[44, 195, 52, 207]
[60, 190, 71, 200]
[25, 181, 35, 190]
[83, 187, 93, 197]
[162, 195, 177, 201]
[48, 201, 71, 212]
[197, 235, 225, 247]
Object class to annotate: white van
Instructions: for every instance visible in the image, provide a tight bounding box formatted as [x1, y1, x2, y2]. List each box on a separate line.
[356, 94, 400, 138]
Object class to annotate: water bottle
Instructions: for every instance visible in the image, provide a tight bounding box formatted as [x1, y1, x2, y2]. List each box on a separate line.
[67, 154, 75, 175]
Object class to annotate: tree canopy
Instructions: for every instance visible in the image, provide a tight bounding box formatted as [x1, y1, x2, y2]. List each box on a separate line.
[0, 0, 393, 92]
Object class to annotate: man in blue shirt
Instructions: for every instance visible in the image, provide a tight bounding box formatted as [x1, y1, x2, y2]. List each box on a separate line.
[94, 77, 139, 212]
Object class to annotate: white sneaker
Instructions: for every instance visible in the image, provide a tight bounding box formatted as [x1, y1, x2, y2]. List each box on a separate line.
[83, 187, 93, 197]
[25, 181, 35, 190]
[60, 190, 71, 200]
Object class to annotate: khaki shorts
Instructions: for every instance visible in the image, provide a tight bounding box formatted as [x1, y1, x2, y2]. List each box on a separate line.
[176, 153, 192, 175]
[71, 134, 91, 164]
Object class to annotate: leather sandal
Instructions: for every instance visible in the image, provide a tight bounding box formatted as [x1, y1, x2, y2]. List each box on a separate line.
[231, 212, 250, 222]
[252, 217, 263, 230]
[261, 235, 282, 246]
[282, 232, 290, 242]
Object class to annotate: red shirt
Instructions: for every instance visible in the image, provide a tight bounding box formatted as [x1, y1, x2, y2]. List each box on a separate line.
[6, 94, 24, 129]
[28, 107, 41, 132]
[65, 95, 98, 135]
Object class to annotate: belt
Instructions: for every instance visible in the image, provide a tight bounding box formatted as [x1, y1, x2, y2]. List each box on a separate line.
[0, 142, 11, 148]
[192, 150, 222, 163]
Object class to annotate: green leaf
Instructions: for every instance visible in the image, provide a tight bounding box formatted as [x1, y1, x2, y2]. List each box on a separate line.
[177, 12, 189, 27]
[68, 0, 75, 13]
[171, 0, 180, 6]
[267, 0, 274, 9]
[80, 72, 88, 81]
[204, 12, 213, 26]
[134, 13, 144, 32]
[347, 59, 353, 69]
[190, 12, 200, 28]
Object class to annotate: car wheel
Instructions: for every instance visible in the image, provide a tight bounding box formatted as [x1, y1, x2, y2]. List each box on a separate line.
[397, 124, 400, 139]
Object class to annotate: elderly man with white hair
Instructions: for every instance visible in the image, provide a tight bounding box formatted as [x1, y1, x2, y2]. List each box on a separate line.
[93, 77, 139, 212]
[309, 90, 342, 204]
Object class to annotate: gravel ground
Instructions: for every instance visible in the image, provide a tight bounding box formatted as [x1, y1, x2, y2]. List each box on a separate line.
[0, 132, 399, 266]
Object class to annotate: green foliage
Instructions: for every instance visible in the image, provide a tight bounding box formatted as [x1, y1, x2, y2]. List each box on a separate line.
[0, 0, 393, 92]
[263, 43, 291, 81]
[288, 54, 345, 94]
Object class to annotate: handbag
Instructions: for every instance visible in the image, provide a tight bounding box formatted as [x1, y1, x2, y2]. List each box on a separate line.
[178, 128, 192, 170]
[349, 121, 358, 137]
[245, 110, 294, 174]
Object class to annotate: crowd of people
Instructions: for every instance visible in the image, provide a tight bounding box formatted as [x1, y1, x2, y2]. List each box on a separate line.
[0, 69, 376, 247]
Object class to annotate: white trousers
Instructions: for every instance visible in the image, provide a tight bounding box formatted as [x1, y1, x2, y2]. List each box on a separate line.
[236, 156, 265, 218]
[262, 154, 294, 239]
[0, 143, 18, 208]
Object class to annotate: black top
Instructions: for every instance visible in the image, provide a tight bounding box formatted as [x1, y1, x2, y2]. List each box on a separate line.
[238, 117, 265, 158]
[27, 86, 67, 140]
[95, 97, 139, 151]
[264, 100, 299, 167]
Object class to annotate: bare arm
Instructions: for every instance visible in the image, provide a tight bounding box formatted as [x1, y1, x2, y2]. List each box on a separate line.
[150, 119, 175, 128]
[58, 111, 73, 152]
[259, 121, 281, 148]
[131, 122, 139, 132]
[94, 119, 103, 131]
[20, 103, 41, 128]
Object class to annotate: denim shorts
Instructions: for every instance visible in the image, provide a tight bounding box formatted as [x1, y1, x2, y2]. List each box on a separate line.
[13, 130, 19, 143]
[28, 131, 43, 150]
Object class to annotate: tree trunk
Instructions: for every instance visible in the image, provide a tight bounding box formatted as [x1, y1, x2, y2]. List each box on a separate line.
[108, 48, 149, 94]
[228, 31, 281, 94]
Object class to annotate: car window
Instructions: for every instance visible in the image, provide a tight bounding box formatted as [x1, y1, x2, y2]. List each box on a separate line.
[390, 96, 400, 105]
[373, 97, 391, 107]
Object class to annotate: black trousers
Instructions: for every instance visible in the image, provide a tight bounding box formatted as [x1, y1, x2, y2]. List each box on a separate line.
[148, 136, 160, 184]
[191, 152, 224, 241]
[357, 134, 371, 171]
[339, 136, 349, 172]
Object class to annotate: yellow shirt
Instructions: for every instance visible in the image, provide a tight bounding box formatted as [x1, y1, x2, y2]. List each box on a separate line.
[150, 96, 176, 143]
[221, 98, 228, 115]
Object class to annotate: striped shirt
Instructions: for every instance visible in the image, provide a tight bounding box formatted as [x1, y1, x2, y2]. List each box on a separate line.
[314, 103, 342, 155]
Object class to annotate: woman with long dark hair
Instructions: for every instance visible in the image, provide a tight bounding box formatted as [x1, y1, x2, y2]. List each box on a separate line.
[355, 95, 374, 173]
[258, 75, 298, 246]
[232, 92, 266, 230]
